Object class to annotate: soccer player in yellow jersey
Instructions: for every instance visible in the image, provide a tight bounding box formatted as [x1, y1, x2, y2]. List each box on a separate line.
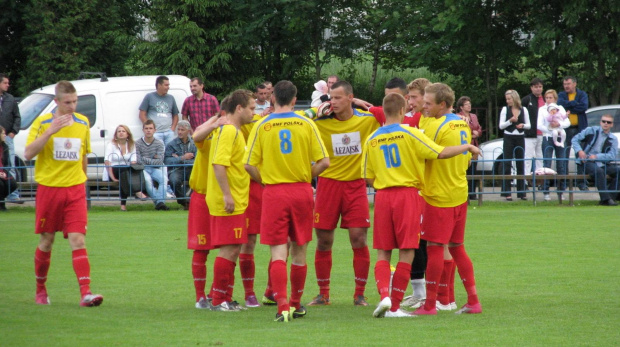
[245, 80, 330, 322]
[25, 81, 103, 307]
[187, 99, 229, 309]
[309, 80, 379, 306]
[207, 90, 255, 311]
[362, 93, 479, 318]
[414, 83, 482, 316]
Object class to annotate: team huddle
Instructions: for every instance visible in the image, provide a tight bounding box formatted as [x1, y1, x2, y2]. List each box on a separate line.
[29, 78, 482, 322]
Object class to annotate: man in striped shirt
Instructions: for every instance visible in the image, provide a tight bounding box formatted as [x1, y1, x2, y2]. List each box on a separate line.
[136, 120, 169, 210]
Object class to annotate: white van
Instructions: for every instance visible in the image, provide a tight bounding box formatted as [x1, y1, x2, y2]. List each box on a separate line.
[13, 75, 192, 181]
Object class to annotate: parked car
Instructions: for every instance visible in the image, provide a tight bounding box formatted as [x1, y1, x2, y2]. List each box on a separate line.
[477, 104, 620, 175]
[13, 75, 192, 182]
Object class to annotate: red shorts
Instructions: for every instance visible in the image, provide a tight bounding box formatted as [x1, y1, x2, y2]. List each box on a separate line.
[210, 213, 248, 247]
[245, 181, 263, 235]
[35, 184, 87, 238]
[314, 177, 370, 230]
[187, 192, 213, 250]
[260, 183, 314, 246]
[373, 187, 422, 250]
[420, 202, 468, 245]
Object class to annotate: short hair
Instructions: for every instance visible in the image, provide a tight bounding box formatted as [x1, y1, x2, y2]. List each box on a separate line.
[0, 73, 6, 83]
[407, 78, 431, 95]
[505, 89, 522, 109]
[224, 89, 253, 113]
[544, 89, 558, 100]
[530, 77, 543, 86]
[563, 76, 577, 83]
[455, 96, 472, 113]
[425, 83, 455, 108]
[190, 77, 203, 85]
[143, 119, 156, 128]
[601, 114, 614, 121]
[331, 80, 353, 95]
[385, 77, 407, 95]
[256, 84, 267, 92]
[383, 93, 407, 119]
[327, 75, 339, 81]
[263, 81, 272, 87]
[156, 76, 169, 87]
[177, 120, 191, 130]
[219, 96, 230, 116]
[55, 80, 76, 98]
[274, 80, 297, 107]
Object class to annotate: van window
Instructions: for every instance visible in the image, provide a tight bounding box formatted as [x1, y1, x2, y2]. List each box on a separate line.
[51, 95, 97, 128]
[18, 93, 55, 129]
[587, 107, 620, 132]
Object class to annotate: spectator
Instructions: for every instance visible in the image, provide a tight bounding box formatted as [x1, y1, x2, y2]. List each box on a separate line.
[0, 73, 23, 204]
[181, 77, 220, 131]
[263, 81, 273, 97]
[521, 78, 545, 174]
[164, 120, 196, 210]
[139, 75, 179, 146]
[499, 89, 530, 201]
[456, 96, 482, 200]
[136, 120, 169, 211]
[105, 125, 147, 211]
[311, 80, 328, 107]
[0, 126, 18, 210]
[571, 114, 619, 206]
[538, 90, 570, 201]
[327, 75, 339, 91]
[558, 76, 588, 177]
[255, 84, 271, 115]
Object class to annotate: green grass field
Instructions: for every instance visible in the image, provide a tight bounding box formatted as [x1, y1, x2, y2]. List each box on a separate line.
[1, 203, 618, 346]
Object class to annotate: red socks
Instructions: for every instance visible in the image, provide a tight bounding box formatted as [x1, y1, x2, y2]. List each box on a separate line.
[192, 250, 208, 301]
[239, 253, 255, 298]
[449, 260, 456, 304]
[264, 258, 273, 298]
[423, 245, 444, 310]
[270, 260, 289, 313]
[289, 264, 307, 310]
[34, 248, 51, 294]
[390, 262, 411, 311]
[211, 257, 235, 306]
[353, 247, 370, 297]
[315, 250, 332, 297]
[72, 249, 91, 297]
[437, 259, 454, 305]
[449, 245, 479, 305]
[374, 260, 391, 300]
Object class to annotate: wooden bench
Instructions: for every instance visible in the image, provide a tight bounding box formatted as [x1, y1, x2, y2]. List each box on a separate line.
[466, 174, 589, 207]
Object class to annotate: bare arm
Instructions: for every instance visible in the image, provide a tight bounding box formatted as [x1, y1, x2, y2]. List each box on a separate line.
[193, 115, 227, 142]
[311, 157, 330, 178]
[24, 114, 72, 160]
[82, 155, 88, 175]
[213, 164, 234, 213]
[244, 164, 262, 184]
[437, 144, 480, 159]
[171, 114, 179, 131]
[139, 110, 147, 124]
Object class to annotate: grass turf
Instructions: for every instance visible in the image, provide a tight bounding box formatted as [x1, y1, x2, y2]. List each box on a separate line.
[0, 203, 618, 346]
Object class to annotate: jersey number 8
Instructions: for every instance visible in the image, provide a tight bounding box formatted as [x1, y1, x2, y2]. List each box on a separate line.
[279, 129, 293, 154]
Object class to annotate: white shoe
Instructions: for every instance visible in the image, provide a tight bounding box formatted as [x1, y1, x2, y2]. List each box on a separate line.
[195, 297, 211, 309]
[544, 194, 550, 201]
[373, 297, 391, 318]
[402, 295, 425, 309]
[385, 308, 416, 318]
[450, 302, 457, 310]
[436, 301, 452, 311]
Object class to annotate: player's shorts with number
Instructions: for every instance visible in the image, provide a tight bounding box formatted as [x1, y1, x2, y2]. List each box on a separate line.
[188, 191, 213, 250]
[210, 214, 247, 247]
[313, 177, 370, 230]
[35, 184, 87, 238]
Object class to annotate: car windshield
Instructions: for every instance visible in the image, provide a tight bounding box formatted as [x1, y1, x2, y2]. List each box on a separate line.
[18, 93, 55, 129]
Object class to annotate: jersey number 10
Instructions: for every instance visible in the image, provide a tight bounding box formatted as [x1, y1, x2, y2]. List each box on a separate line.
[380, 143, 401, 168]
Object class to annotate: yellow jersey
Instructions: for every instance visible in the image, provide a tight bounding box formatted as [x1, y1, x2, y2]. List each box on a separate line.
[26, 113, 91, 187]
[206, 125, 249, 216]
[362, 124, 443, 190]
[244, 112, 328, 184]
[240, 114, 263, 141]
[313, 109, 379, 181]
[421, 114, 472, 207]
[188, 135, 212, 194]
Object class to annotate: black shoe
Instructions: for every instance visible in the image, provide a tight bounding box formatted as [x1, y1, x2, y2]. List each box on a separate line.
[155, 202, 170, 210]
[291, 305, 307, 319]
[598, 199, 618, 206]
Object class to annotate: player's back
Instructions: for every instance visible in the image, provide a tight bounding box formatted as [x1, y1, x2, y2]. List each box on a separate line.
[246, 111, 327, 184]
[421, 114, 471, 207]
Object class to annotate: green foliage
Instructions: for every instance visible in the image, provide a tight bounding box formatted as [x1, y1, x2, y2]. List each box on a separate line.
[1, 205, 618, 345]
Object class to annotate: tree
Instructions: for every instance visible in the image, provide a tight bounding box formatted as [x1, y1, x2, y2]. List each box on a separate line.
[0, 0, 27, 94]
[18, 0, 143, 95]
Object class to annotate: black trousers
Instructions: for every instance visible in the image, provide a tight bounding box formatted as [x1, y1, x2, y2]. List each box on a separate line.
[501, 134, 526, 198]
